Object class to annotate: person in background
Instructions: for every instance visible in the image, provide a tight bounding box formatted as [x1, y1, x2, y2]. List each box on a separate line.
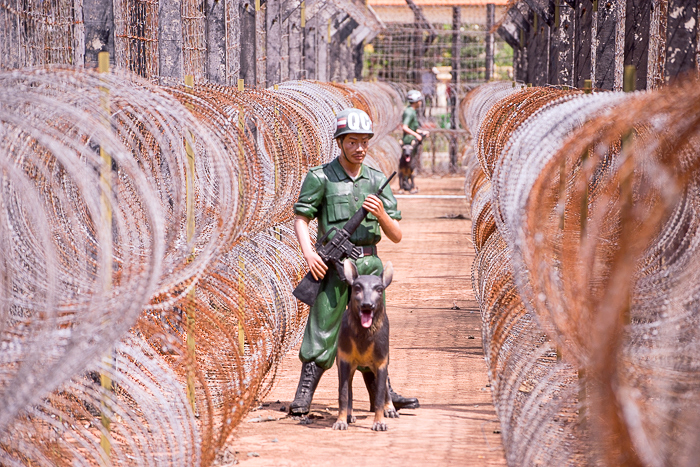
[399, 90, 429, 194]
[420, 70, 436, 117]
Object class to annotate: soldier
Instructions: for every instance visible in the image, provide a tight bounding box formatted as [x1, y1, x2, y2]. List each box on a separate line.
[399, 90, 429, 194]
[289, 108, 420, 415]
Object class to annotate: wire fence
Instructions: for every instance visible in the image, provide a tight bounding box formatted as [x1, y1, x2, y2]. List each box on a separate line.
[364, 23, 511, 85]
[113, 0, 159, 79]
[0, 67, 402, 466]
[0, 0, 82, 69]
[463, 79, 700, 466]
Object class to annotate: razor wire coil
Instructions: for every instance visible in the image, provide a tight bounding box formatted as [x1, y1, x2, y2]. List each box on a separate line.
[463, 79, 700, 466]
[0, 66, 402, 466]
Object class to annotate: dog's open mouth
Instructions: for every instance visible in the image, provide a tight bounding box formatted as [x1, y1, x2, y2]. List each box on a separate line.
[360, 309, 374, 328]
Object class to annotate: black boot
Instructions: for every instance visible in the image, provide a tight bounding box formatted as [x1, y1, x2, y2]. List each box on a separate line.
[362, 372, 420, 411]
[289, 361, 325, 415]
[388, 378, 420, 410]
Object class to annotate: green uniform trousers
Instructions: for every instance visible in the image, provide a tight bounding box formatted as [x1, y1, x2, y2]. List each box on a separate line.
[299, 254, 384, 370]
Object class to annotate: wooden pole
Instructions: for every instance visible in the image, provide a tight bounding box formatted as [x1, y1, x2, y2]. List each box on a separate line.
[580, 79, 593, 237]
[238, 255, 246, 355]
[237, 77, 246, 356]
[623, 65, 636, 93]
[431, 134, 436, 173]
[97, 51, 113, 466]
[620, 65, 636, 326]
[184, 74, 197, 414]
[577, 77, 595, 431]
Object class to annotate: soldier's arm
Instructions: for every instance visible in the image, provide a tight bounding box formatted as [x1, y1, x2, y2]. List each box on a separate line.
[401, 123, 423, 141]
[363, 195, 402, 243]
[294, 215, 329, 280]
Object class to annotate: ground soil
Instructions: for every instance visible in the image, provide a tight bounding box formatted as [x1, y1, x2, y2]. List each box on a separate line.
[223, 175, 506, 466]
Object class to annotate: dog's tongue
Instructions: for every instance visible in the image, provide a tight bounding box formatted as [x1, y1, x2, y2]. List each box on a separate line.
[361, 311, 373, 328]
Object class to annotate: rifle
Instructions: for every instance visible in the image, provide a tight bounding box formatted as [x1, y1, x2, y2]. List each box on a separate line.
[293, 171, 397, 306]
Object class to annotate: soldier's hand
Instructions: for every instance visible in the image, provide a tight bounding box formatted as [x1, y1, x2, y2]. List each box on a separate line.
[305, 250, 328, 280]
[363, 195, 387, 220]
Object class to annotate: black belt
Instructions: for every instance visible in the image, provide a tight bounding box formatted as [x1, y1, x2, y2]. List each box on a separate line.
[352, 245, 377, 258]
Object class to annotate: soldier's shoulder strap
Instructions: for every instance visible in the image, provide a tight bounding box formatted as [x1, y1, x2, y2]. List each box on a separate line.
[306, 164, 329, 182]
[364, 165, 389, 190]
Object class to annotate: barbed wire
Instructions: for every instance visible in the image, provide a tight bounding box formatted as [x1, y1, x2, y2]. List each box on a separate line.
[463, 78, 700, 466]
[0, 67, 402, 466]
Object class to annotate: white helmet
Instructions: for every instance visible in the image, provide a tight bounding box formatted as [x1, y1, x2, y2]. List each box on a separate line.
[333, 108, 374, 139]
[407, 90, 423, 103]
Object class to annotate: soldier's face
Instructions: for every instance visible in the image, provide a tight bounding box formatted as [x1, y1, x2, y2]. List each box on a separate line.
[338, 134, 370, 165]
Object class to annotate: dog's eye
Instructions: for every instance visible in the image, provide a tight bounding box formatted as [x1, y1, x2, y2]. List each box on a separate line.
[374, 286, 383, 293]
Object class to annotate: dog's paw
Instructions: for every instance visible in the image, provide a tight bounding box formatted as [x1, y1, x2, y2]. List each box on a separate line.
[332, 420, 348, 430]
[371, 421, 388, 431]
[347, 414, 356, 424]
[385, 407, 399, 419]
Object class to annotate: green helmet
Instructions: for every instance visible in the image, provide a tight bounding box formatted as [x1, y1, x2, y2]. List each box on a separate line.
[333, 108, 374, 139]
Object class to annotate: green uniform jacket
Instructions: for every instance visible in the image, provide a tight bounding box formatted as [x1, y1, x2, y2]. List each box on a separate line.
[402, 106, 419, 145]
[293, 157, 401, 369]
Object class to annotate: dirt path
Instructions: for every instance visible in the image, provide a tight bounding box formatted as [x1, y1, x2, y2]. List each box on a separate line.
[224, 176, 506, 466]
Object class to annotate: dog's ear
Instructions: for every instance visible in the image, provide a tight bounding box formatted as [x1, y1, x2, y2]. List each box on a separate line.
[343, 259, 358, 285]
[382, 262, 393, 288]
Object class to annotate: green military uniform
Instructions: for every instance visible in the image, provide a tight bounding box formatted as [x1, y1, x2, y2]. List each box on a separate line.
[294, 157, 401, 370]
[402, 105, 419, 145]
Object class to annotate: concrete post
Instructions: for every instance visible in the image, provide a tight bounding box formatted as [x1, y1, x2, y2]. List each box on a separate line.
[288, 3, 304, 79]
[557, 1, 575, 86]
[665, 0, 698, 82]
[73, 0, 86, 66]
[225, 0, 241, 85]
[317, 14, 329, 82]
[239, 0, 256, 86]
[206, 0, 227, 84]
[266, 0, 281, 86]
[84, 0, 115, 68]
[574, 0, 593, 88]
[329, 16, 340, 81]
[514, 27, 528, 82]
[594, 0, 618, 90]
[159, 0, 184, 81]
[303, 10, 316, 79]
[280, 6, 290, 82]
[624, 0, 651, 90]
[255, 0, 267, 87]
[647, 0, 668, 89]
[353, 40, 364, 80]
[527, 11, 549, 86]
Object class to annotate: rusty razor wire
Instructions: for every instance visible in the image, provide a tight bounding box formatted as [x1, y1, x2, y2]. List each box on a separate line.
[0, 67, 402, 466]
[463, 79, 700, 466]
